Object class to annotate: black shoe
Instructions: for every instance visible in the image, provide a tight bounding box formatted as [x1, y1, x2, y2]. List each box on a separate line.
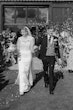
[45, 83, 48, 88]
[68, 70, 73, 73]
[50, 91, 54, 95]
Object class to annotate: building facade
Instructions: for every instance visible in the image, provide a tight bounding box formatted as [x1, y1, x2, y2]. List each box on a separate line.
[0, 0, 73, 33]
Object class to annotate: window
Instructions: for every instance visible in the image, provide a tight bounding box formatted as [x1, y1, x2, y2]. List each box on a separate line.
[52, 7, 71, 24]
[4, 6, 49, 26]
[16, 7, 26, 25]
[27, 8, 37, 24]
[4, 6, 49, 38]
[4, 6, 27, 30]
[4, 7, 15, 24]
[37, 8, 49, 24]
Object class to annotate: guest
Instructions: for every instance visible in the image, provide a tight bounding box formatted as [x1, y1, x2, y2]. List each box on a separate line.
[67, 36, 73, 72]
[15, 26, 35, 95]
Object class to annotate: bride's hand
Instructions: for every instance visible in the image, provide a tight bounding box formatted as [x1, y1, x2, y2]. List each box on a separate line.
[32, 45, 39, 57]
[34, 45, 39, 52]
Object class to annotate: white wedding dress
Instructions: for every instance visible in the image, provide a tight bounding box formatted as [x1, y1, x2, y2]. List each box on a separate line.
[15, 36, 34, 94]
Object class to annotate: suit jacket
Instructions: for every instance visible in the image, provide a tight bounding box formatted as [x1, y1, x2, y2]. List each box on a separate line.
[36, 35, 60, 59]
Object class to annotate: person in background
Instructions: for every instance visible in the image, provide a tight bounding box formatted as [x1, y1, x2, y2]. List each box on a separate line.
[67, 35, 73, 72]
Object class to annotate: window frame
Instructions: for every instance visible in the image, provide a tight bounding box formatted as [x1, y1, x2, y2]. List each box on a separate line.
[4, 5, 49, 26]
[3, 5, 49, 39]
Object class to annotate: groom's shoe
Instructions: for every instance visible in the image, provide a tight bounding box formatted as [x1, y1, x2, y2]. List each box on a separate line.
[50, 91, 54, 95]
[68, 70, 73, 73]
[49, 86, 54, 95]
[45, 83, 48, 88]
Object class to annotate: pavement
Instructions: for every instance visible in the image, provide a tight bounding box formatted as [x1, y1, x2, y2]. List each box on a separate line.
[0, 57, 73, 110]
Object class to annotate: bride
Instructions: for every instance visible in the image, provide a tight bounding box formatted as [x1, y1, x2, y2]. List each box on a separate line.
[15, 26, 35, 95]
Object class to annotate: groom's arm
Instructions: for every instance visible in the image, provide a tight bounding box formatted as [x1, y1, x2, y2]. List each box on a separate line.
[35, 37, 43, 46]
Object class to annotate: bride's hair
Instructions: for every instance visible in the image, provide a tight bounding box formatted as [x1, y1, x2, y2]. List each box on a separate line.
[21, 26, 32, 37]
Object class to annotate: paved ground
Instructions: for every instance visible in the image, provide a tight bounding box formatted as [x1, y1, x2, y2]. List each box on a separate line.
[0, 57, 73, 110]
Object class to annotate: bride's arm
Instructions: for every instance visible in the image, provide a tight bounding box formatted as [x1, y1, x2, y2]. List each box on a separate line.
[31, 37, 35, 53]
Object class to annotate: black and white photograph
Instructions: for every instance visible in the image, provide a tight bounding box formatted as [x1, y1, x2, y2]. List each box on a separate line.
[0, 0, 73, 110]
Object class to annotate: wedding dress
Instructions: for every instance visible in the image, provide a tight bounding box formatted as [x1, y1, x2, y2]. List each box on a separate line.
[15, 36, 34, 95]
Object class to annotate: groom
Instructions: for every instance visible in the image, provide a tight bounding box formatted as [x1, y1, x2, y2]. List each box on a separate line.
[36, 28, 60, 94]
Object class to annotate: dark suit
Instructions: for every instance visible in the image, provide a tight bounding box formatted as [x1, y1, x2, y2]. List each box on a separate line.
[36, 35, 60, 94]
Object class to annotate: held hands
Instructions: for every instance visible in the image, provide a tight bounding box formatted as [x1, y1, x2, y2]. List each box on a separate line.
[34, 45, 39, 52]
[33, 45, 39, 57]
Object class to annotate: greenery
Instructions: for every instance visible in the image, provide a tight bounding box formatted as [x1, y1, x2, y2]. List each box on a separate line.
[0, 17, 73, 70]
[0, 28, 17, 69]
